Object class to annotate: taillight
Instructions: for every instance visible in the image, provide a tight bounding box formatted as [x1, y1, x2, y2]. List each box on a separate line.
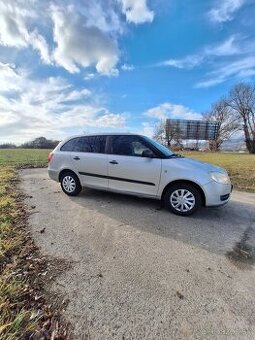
[48, 151, 54, 163]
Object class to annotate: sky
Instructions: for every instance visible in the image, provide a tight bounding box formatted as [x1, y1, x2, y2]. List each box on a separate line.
[0, 0, 255, 144]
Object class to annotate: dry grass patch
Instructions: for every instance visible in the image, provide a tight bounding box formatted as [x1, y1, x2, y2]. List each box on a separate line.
[0, 167, 70, 339]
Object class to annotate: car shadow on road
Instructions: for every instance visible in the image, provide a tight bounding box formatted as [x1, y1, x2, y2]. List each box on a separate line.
[69, 188, 255, 260]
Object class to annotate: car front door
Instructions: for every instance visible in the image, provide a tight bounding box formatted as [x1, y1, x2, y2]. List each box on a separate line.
[107, 135, 162, 197]
[71, 135, 108, 189]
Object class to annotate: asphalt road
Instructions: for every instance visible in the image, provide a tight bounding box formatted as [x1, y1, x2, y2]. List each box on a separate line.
[20, 168, 255, 340]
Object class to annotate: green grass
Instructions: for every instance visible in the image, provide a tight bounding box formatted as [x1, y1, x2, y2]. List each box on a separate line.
[0, 149, 50, 167]
[182, 152, 255, 192]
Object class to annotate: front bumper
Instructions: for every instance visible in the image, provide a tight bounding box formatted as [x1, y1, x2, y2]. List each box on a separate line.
[202, 181, 232, 207]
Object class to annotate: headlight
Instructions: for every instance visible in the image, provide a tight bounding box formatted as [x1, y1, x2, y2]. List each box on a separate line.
[209, 172, 230, 184]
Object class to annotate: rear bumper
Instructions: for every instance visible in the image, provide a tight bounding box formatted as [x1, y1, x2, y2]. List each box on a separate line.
[202, 181, 232, 207]
[48, 169, 59, 182]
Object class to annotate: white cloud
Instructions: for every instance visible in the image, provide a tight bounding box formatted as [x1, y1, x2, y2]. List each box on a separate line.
[208, 0, 245, 23]
[121, 63, 135, 71]
[0, 1, 31, 48]
[0, 1, 51, 64]
[119, 0, 154, 24]
[158, 35, 255, 87]
[196, 56, 255, 88]
[0, 64, 126, 144]
[51, 4, 119, 76]
[29, 30, 51, 64]
[160, 55, 204, 69]
[84, 73, 96, 81]
[145, 103, 202, 120]
[205, 36, 241, 56]
[83, 0, 123, 33]
[0, 62, 27, 91]
[159, 36, 241, 69]
[0, 1, 154, 76]
[141, 122, 155, 137]
[96, 113, 126, 128]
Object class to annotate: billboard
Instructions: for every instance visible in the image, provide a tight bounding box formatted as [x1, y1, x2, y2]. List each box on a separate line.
[166, 119, 219, 141]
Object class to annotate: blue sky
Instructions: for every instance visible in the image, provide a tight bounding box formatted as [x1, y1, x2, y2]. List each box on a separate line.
[0, 0, 255, 143]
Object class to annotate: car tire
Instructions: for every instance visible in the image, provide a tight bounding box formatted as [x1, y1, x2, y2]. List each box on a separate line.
[60, 171, 82, 196]
[164, 183, 202, 216]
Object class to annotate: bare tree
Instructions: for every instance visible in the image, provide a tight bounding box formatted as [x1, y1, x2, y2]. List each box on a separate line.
[153, 120, 165, 144]
[228, 83, 255, 154]
[0, 143, 17, 149]
[203, 98, 240, 151]
[21, 137, 59, 149]
[165, 120, 181, 146]
[153, 120, 182, 147]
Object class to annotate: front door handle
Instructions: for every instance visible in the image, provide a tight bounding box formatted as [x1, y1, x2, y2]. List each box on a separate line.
[109, 160, 118, 164]
[73, 156, 80, 160]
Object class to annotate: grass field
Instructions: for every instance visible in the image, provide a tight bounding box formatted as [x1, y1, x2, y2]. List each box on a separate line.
[181, 151, 255, 192]
[0, 148, 50, 167]
[0, 148, 254, 191]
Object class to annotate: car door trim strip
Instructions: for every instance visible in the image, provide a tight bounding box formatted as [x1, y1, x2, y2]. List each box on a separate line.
[78, 172, 155, 186]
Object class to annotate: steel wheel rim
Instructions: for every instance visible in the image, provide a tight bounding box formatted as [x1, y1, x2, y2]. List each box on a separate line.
[62, 176, 76, 193]
[170, 189, 195, 212]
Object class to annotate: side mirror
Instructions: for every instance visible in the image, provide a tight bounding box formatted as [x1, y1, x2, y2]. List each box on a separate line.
[142, 149, 154, 158]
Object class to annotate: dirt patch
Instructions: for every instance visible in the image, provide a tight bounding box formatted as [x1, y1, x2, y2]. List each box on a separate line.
[17, 164, 48, 169]
[226, 227, 255, 269]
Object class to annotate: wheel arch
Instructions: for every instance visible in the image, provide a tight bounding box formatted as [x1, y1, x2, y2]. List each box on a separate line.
[161, 180, 206, 207]
[58, 168, 80, 183]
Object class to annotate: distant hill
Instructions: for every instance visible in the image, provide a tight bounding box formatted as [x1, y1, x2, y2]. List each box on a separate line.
[182, 137, 246, 152]
[221, 138, 247, 151]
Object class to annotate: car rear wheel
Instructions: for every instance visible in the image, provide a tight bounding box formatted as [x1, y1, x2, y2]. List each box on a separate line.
[164, 183, 201, 216]
[60, 171, 82, 196]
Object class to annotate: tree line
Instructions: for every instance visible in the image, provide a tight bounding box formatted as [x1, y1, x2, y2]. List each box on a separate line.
[154, 82, 255, 154]
[0, 137, 59, 149]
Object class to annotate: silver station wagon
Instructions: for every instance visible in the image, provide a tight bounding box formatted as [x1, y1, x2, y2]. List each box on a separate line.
[48, 133, 232, 216]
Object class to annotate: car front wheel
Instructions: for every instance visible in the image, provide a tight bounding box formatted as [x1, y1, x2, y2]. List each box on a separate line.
[164, 183, 202, 216]
[60, 171, 82, 196]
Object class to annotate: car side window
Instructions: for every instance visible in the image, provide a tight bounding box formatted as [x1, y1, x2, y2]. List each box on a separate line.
[111, 136, 155, 157]
[92, 136, 107, 153]
[132, 141, 151, 156]
[60, 138, 79, 151]
[72, 136, 106, 153]
[73, 138, 91, 152]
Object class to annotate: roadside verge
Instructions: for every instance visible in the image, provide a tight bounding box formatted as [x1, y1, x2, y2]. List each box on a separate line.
[0, 166, 71, 339]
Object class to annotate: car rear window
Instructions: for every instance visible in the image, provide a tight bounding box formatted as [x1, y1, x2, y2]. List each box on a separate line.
[60, 138, 79, 151]
[62, 136, 107, 153]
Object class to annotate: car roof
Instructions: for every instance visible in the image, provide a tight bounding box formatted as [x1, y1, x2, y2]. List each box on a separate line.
[67, 132, 143, 138]
[60, 133, 146, 144]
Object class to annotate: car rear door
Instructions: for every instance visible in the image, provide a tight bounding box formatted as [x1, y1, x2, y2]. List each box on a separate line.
[71, 135, 108, 189]
[107, 135, 162, 197]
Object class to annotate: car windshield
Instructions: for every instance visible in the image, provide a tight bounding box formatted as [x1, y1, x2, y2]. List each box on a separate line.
[144, 136, 174, 157]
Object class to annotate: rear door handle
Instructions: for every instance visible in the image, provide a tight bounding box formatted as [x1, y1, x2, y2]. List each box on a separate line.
[73, 156, 80, 160]
[109, 160, 118, 164]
